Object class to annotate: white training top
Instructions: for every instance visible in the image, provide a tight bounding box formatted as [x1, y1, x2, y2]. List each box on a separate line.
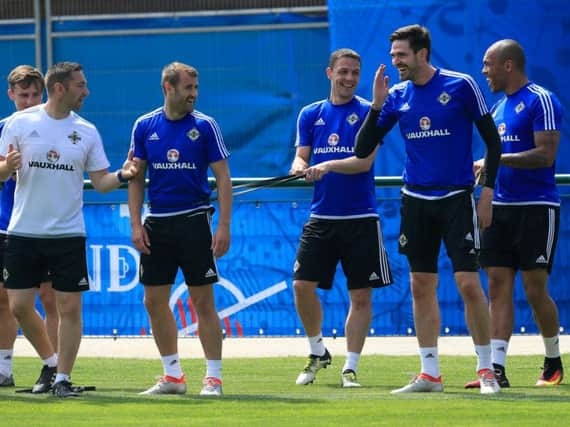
[0, 104, 110, 238]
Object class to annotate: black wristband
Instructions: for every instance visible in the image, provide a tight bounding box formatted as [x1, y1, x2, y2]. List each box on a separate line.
[116, 170, 130, 183]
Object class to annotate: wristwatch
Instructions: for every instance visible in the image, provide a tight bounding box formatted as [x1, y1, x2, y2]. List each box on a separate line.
[116, 170, 131, 183]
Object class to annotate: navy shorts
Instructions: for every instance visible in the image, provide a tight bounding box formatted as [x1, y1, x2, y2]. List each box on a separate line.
[480, 204, 559, 273]
[3, 235, 88, 292]
[0, 234, 51, 284]
[398, 192, 479, 273]
[140, 210, 218, 287]
[294, 217, 393, 290]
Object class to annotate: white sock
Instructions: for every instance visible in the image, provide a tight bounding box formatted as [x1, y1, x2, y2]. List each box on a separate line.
[161, 353, 183, 379]
[308, 333, 326, 357]
[543, 335, 561, 358]
[0, 349, 14, 376]
[419, 347, 439, 378]
[475, 344, 492, 372]
[342, 352, 360, 373]
[206, 359, 222, 380]
[491, 339, 509, 367]
[54, 373, 70, 384]
[42, 354, 58, 368]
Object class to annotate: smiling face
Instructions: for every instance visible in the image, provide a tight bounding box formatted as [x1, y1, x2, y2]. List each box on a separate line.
[166, 70, 198, 114]
[482, 47, 508, 93]
[327, 56, 360, 104]
[390, 39, 423, 82]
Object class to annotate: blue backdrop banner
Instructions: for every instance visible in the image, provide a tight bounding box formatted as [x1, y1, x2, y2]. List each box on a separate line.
[40, 196, 570, 337]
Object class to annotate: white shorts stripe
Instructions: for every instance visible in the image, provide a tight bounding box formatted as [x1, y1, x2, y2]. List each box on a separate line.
[470, 194, 480, 249]
[376, 220, 391, 283]
[546, 207, 555, 261]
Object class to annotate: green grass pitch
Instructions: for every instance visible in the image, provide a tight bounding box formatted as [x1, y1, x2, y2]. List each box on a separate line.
[1, 355, 569, 426]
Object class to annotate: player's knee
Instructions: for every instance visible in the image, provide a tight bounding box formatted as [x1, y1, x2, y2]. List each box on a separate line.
[523, 283, 548, 307]
[8, 299, 30, 321]
[293, 280, 316, 297]
[457, 280, 483, 303]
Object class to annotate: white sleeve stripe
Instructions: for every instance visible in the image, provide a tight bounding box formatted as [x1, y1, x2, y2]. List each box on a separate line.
[528, 85, 555, 130]
[440, 69, 488, 116]
[194, 112, 230, 158]
[528, 84, 557, 130]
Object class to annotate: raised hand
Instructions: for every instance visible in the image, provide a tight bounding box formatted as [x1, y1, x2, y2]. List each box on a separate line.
[372, 64, 390, 109]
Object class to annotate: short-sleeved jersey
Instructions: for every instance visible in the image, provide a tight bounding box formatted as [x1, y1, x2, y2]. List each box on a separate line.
[131, 107, 229, 216]
[491, 82, 562, 206]
[377, 68, 489, 198]
[0, 104, 110, 238]
[0, 117, 15, 233]
[295, 96, 377, 219]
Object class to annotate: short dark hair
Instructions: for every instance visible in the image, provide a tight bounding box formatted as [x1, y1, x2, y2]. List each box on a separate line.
[328, 48, 361, 69]
[495, 39, 526, 72]
[161, 62, 198, 93]
[8, 65, 44, 91]
[390, 24, 431, 61]
[45, 62, 83, 95]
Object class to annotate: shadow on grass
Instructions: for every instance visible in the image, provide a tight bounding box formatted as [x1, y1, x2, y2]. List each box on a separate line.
[2, 388, 324, 405]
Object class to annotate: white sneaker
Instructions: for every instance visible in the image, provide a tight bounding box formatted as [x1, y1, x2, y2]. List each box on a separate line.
[479, 369, 501, 394]
[391, 373, 443, 394]
[139, 375, 187, 395]
[295, 349, 332, 385]
[341, 370, 361, 388]
[200, 377, 223, 396]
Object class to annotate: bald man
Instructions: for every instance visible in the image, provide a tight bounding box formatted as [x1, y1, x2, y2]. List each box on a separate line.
[466, 39, 563, 389]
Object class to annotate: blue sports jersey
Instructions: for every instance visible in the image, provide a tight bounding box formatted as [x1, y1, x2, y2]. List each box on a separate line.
[296, 96, 377, 219]
[377, 68, 489, 198]
[0, 118, 15, 233]
[492, 82, 562, 206]
[131, 107, 229, 215]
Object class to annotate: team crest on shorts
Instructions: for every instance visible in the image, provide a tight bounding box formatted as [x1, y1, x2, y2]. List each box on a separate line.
[398, 233, 408, 248]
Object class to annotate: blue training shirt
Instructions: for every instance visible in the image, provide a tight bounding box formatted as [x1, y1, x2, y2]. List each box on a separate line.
[296, 95, 377, 219]
[131, 107, 230, 215]
[491, 82, 562, 206]
[0, 118, 15, 233]
[377, 68, 489, 198]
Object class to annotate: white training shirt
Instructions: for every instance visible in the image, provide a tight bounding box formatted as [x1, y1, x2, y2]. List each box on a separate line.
[0, 104, 110, 238]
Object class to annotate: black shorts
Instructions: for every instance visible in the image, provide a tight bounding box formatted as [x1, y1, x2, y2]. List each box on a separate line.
[3, 236, 88, 292]
[398, 192, 479, 273]
[0, 234, 51, 284]
[294, 217, 393, 290]
[480, 204, 559, 273]
[141, 210, 218, 287]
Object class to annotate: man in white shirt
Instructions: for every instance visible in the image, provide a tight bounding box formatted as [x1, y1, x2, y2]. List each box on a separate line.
[0, 62, 138, 398]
